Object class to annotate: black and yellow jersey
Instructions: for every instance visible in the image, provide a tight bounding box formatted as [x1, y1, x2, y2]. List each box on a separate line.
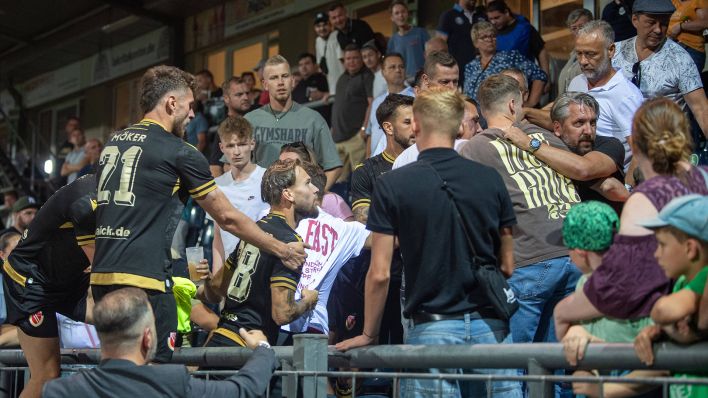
[350, 151, 396, 212]
[4, 174, 96, 287]
[91, 119, 216, 292]
[219, 212, 301, 343]
[350, 151, 402, 279]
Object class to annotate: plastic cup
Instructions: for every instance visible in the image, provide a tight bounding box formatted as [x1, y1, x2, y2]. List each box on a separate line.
[185, 246, 204, 282]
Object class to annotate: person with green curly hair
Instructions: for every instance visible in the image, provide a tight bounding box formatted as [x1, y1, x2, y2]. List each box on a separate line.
[556, 201, 653, 368]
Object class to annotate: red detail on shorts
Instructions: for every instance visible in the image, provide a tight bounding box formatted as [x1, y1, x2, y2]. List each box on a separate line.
[345, 315, 356, 331]
[29, 311, 44, 327]
[168, 332, 176, 351]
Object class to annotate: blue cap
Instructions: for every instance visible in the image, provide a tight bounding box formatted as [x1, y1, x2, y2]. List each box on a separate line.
[638, 194, 708, 241]
[633, 0, 675, 14]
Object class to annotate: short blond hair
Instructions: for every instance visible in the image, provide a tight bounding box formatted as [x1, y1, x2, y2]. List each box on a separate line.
[263, 54, 290, 78]
[412, 87, 465, 138]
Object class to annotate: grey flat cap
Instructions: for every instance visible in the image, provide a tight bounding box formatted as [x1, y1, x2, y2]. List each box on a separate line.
[633, 0, 675, 14]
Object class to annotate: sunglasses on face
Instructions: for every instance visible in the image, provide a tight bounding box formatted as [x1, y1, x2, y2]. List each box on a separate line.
[631, 61, 641, 88]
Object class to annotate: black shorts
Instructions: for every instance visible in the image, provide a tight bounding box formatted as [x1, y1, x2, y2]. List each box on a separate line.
[329, 253, 403, 344]
[2, 265, 89, 338]
[205, 326, 246, 348]
[92, 284, 177, 363]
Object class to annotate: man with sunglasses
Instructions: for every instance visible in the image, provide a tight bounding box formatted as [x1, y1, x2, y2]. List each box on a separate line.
[612, 0, 708, 139]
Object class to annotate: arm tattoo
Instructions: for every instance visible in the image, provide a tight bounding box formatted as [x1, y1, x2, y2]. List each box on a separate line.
[353, 206, 369, 225]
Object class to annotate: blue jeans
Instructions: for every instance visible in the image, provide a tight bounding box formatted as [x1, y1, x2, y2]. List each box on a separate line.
[401, 315, 522, 398]
[508, 256, 580, 344]
[508, 256, 580, 398]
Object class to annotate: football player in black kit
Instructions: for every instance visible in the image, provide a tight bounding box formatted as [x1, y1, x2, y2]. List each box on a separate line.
[2, 175, 96, 398]
[90, 66, 308, 363]
[199, 159, 320, 347]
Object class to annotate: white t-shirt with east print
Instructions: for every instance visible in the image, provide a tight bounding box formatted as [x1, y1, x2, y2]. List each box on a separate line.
[207, 166, 269, 257]
[612, 37, 702, 112]
[285, 208, 370, 334]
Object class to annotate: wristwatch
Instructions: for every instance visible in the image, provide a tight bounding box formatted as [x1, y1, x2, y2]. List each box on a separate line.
[257, 340, 272, 349]
[528, 138, 542, 154]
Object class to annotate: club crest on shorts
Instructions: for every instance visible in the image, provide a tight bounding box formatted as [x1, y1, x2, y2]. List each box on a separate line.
[29, 311, 44, 327]
[345, 314, 356, 331]
[168, 332, 176, 351]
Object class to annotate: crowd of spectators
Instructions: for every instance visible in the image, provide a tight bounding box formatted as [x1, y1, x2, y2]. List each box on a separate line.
[1, 0, 708, 397]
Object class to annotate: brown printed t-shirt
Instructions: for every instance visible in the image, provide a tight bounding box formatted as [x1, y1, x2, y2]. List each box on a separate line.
[459, 124, 580, 267]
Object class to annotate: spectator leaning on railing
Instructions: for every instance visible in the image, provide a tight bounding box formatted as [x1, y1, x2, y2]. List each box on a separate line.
[42, 288, 277, 398]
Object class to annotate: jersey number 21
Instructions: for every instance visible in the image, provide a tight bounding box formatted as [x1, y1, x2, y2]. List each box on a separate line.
[97, 146, 143, 207]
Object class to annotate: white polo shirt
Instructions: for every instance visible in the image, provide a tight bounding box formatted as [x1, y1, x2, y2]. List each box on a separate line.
[568, 69, 644, 170]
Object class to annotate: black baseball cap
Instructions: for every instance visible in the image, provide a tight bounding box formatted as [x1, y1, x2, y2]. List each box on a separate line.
[632, 0, 675, 14]
[314, 12, 328, 25]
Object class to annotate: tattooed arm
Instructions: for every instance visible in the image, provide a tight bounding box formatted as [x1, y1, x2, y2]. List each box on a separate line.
[353, 205, 370, 225]
[270, 287, 319, 325]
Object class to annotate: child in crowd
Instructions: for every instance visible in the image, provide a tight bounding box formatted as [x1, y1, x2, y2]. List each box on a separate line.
[559, 201, 654, 397]
[572, 195, 708, 397]
[634, 194, 708, 398]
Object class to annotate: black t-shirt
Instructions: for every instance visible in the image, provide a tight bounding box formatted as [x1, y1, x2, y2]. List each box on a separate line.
[336, 19, 375, 50]
[292, 73, 331, 125]
[437, 6, 482, 85]
[292, 74, 329, 103]
[574, 136, 626, 214]
[8, 174, 96, 285]
[92, 119, 216, 291]
[219, 213, 301, 343]
[602, 0, 636, 42]
[350, 151, 402, 280]
[367, 148, 516, 317]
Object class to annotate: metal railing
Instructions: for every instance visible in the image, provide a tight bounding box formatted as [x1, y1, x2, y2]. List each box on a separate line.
[0, 336, 707, 397]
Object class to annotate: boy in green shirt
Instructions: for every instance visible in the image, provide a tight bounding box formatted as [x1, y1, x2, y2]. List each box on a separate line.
[574, 194, 708, 397]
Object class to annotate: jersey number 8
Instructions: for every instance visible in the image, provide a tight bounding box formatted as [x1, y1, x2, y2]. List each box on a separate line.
[227, 242, 261, 303]
[97, 146, 143, 207]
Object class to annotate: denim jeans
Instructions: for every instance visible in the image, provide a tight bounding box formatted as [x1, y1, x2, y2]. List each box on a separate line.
[508, 256, 580, 345]
[401, 315, 522, 398]
[508, 256, 580, 398]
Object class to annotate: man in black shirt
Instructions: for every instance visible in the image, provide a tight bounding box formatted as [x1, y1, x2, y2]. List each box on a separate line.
[502, 92, 629, 213]
[2, 175, 96, 398]
[200, 159, 319, 346]
[91, 66, 307, 363]
[436, 0, 485, 85]
[602, 0, 636, 41]
[328, 2, 374, 50]
[337, 88, 521, 397]
[292, 53, 331, 123]
[334, 94, 416, 345]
